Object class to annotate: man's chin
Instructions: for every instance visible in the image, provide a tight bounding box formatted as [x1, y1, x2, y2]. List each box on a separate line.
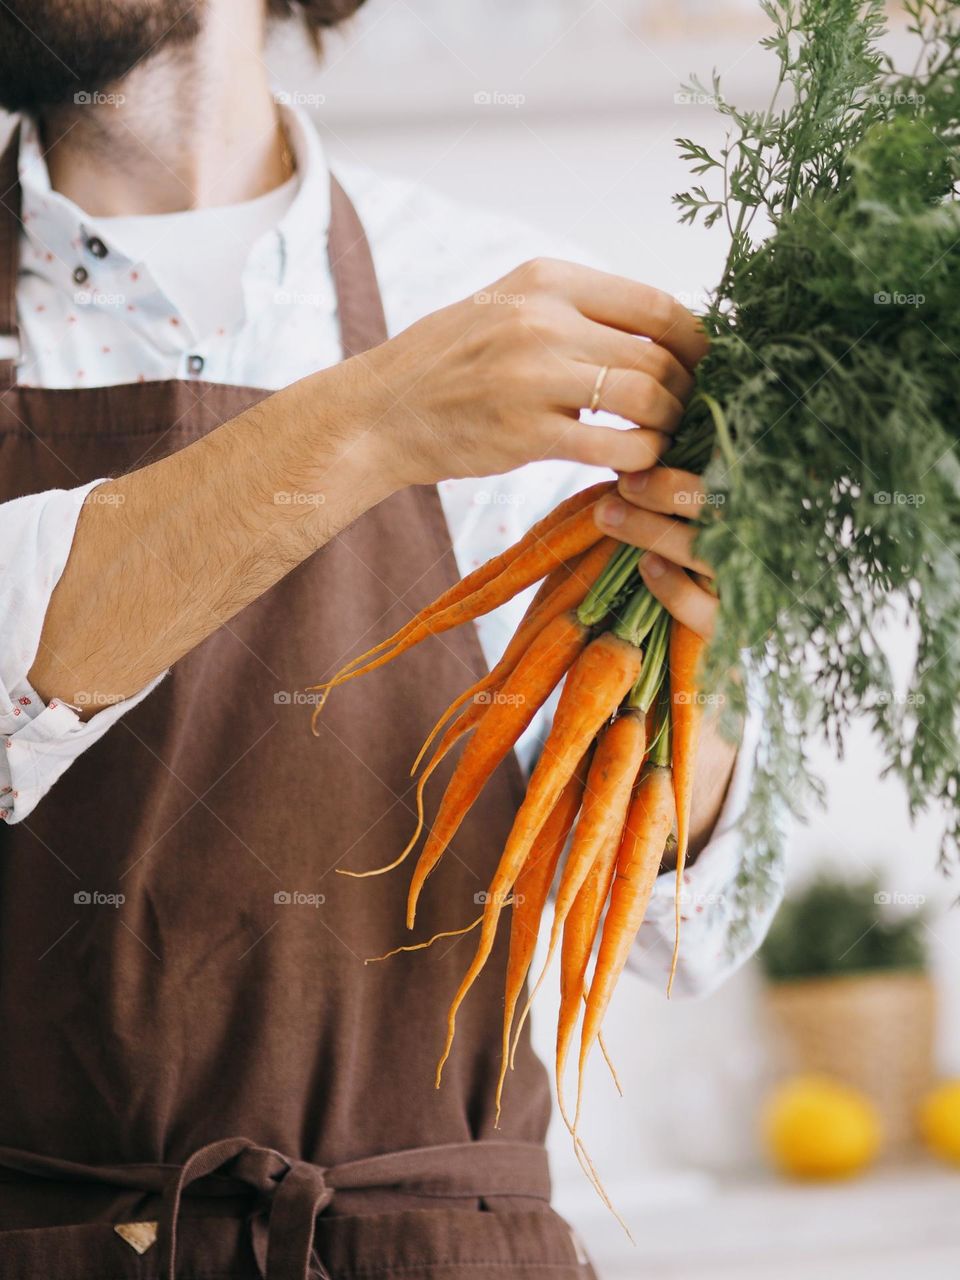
[0, 0, 203, 115]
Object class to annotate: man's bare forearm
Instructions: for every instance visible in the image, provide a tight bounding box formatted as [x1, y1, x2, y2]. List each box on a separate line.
[29, 372, 394, 714]
[28, 259, 721, 719]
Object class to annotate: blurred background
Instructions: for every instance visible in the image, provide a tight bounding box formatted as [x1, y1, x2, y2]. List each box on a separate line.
[267, 2, 960, 1275]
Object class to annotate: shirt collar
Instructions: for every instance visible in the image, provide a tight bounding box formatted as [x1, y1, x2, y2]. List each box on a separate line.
[17, 102, 332, 303]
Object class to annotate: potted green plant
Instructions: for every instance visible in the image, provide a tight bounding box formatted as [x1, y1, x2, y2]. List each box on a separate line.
[759, 874, 935, 1151]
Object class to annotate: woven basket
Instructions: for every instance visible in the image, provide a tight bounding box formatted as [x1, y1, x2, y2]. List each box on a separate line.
[765, 970, 936, 1151]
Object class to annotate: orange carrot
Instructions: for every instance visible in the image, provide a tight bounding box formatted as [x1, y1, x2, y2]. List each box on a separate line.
[555, 736, 644, 1124]
[668, 621, 706, 995]
[410, 536, 619, 774]
[309, 503, 608, 716]
[407, 612, 590, 928]
[493, 757, 589, 1124]
[435, 631, 644, 1085]
[517, 711, 646, 1113]
[320, 481, 614, 684]
[576, 764, 675, 1126]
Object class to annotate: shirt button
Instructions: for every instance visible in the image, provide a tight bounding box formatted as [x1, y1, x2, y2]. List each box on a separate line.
[87, 236, 108, 259]
[72, 265, 89, 285]
[187, 354, 205, 376]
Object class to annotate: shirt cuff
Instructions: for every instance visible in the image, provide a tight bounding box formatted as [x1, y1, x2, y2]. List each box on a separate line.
[0, 477, 166, 822]
[1, 673, 166, 823]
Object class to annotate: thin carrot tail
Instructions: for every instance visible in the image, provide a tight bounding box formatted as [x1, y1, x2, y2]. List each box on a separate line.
[436, 912, 502, 1087]
[569, 1122, 635, 1242]
[364, 913, 483, 963]
[509, 918, 562, 1069]
[494, 982, 525, 1128]
[337, 707, 476, 879]
[598, 1029, 623, 1096]
[410, 683, 486, 776]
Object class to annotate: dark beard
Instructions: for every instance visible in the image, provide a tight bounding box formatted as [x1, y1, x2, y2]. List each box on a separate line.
[0, 1, 204, 114]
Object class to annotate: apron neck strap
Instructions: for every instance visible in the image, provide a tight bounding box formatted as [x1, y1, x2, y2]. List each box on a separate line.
[327, 173, 388, 357]
[0, 123, 22, 391]
[0, 128, 387, 389]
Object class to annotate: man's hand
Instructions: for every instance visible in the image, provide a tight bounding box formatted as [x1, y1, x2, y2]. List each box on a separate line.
[594, 468, 718, 638]
[594, 467, 738, 863]
[333, 258, 707, 490]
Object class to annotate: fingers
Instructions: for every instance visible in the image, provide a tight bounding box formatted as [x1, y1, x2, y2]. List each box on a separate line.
[617, 466, 708, 516]
[564, 361, 685, 433]
[542, 414, 670, 473]
[637, 553, 717, 640]
[518, 259, 709, 371]
[571, 318, 695, 403]
[593, 494, 714, 577]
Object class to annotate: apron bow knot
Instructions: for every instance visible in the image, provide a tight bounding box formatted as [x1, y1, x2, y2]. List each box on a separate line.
[161, 1137, 334, 1280]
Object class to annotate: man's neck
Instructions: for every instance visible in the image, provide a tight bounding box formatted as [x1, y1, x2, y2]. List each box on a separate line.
[37, 2, 287, 216]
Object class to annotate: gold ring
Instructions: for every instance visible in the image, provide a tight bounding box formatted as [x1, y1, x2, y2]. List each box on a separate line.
[588, 365, 609, 414]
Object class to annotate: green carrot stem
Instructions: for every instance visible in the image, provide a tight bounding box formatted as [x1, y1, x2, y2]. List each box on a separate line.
[577, 545, 641, 626]
[610, 586, 659, 648]
[627, 609, 669, 712]
[648, 680, 672, 768]
[688, 391, 735, 471]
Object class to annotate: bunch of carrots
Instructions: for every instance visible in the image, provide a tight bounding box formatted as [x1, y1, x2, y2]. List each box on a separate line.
[310, 470, 713, 1191]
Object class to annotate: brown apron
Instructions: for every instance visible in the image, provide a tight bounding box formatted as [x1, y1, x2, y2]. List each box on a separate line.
[0, 127, 595, 1280]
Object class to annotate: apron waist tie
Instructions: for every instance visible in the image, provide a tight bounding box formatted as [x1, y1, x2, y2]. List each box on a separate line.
[0, 1137, 552, 1280]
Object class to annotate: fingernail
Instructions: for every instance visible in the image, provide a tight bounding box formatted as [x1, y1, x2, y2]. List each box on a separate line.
[641, 552, 666, 579]
[621, 471, 649, 496]
[596, 495, 627, 528]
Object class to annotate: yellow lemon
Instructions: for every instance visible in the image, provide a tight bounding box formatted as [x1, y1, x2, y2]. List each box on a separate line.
[919, 1080, 960, 1165]
[763, 1075, 881, 1179]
